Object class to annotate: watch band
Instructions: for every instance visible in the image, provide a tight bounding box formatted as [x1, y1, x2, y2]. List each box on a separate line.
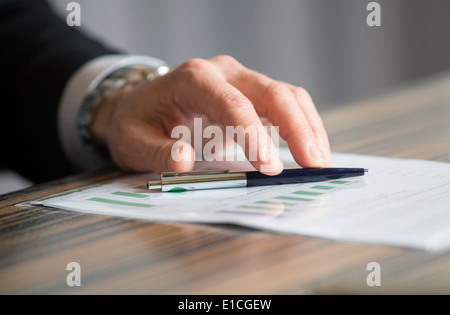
[77, 64, 170, 154]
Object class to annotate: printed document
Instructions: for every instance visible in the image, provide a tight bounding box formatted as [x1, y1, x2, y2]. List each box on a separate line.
[32, 147, 450, 252]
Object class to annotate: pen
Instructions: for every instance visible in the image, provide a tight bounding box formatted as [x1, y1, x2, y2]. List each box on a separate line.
[147, 168, 369, 192]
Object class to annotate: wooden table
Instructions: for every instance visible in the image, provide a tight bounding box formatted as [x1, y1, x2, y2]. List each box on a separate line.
[1, 71, 450, 295]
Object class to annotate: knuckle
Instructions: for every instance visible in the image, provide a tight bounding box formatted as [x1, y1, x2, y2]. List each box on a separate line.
[294, 86, 311, 99]
[179, 58, 209, 72]
[222, 91, 252, 111]
[173, 58, 210, 88]
[311, 112, 325, 127]
[266, 81, 291, 99]
[211, 54, 239, 66]
[297, 124, 312, 135]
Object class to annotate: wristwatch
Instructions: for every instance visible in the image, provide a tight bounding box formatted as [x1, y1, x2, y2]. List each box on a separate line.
[77, 64, 170, 153]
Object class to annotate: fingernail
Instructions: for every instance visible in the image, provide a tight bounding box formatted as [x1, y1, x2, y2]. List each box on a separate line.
[260, 157, 283, 174]
[168, 152, 175, 171]
[319, 147, 332, 167]
[169, 143, 185, 170]
[308, 143, 326, 167]
[262, 147, 272, 164]
[324, 150, 333, 167]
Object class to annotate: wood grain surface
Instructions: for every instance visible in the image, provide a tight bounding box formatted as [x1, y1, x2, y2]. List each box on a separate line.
[1, 71, 450, 294]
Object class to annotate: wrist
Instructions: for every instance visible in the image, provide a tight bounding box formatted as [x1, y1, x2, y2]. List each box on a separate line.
[59, 55, 170, 171]
[77, 64, 171, 161]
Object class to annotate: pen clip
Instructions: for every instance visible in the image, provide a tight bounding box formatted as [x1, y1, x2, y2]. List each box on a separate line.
[161, 169, 230, 178]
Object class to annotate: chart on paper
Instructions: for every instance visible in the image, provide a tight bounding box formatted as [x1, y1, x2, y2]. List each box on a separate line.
[33, 147, 450, 252]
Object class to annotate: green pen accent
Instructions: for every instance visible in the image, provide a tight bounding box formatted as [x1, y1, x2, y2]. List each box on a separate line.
[168, 187, 188, 192]
[134, 186, 148, 190]
[275, 196, 313, 202]
[311, 185, 335, 190]
[88, 197, 154, 208]
[328, 180, 349, 184]
[112, 191, 148, 198]
[293, 190, 323, 196]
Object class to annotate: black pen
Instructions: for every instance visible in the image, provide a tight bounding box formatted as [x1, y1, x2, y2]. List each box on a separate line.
[147, 168, 369, 192]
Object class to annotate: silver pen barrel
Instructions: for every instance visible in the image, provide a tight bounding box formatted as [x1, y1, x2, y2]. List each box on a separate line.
[161, 172, 247, 192]
[148, 170, 247, 192]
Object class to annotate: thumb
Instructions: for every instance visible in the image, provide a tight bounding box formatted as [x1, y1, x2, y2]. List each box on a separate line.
[169, 140, 196, 172]
[108, 121, 195, 174]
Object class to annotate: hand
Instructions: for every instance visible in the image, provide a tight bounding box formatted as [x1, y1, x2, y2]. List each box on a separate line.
[90, 55, 332, 175]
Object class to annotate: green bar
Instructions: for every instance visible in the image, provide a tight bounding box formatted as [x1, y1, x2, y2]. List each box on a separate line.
[88, 197, 154, 208]
[311, 185, 335, 190]
[275, 196, 312, 202]
[134, 186, 148, 190]
[328, 180, 349, 184]
[293, 190, 323, 196]
[237, 205, 281, 211]
[168, 187, 187, 192]
[256, 200, 295, 206]
[112, 191, 148, 198]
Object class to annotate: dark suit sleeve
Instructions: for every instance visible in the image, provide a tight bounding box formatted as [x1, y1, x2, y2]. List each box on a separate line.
[0, 0, 119, 183]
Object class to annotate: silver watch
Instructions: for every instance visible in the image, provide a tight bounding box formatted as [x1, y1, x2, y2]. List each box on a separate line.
[77, 64, 170, 153]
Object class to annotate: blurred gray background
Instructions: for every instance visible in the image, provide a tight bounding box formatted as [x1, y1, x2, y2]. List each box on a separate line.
[48, 0, 450, 110]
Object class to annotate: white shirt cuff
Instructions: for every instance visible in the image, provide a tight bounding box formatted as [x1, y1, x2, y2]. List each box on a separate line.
[58, 54, 168, 172]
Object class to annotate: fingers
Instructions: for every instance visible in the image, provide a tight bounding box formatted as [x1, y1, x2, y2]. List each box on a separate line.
[210, 55, 332, 168]
[100, 55, 330, 176]
[171, 58, 283, 174]
[288, 85, 332, 166]
[107, 118, 196, 174]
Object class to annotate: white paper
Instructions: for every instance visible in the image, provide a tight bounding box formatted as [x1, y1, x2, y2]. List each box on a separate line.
[32, 147, 450, 252]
